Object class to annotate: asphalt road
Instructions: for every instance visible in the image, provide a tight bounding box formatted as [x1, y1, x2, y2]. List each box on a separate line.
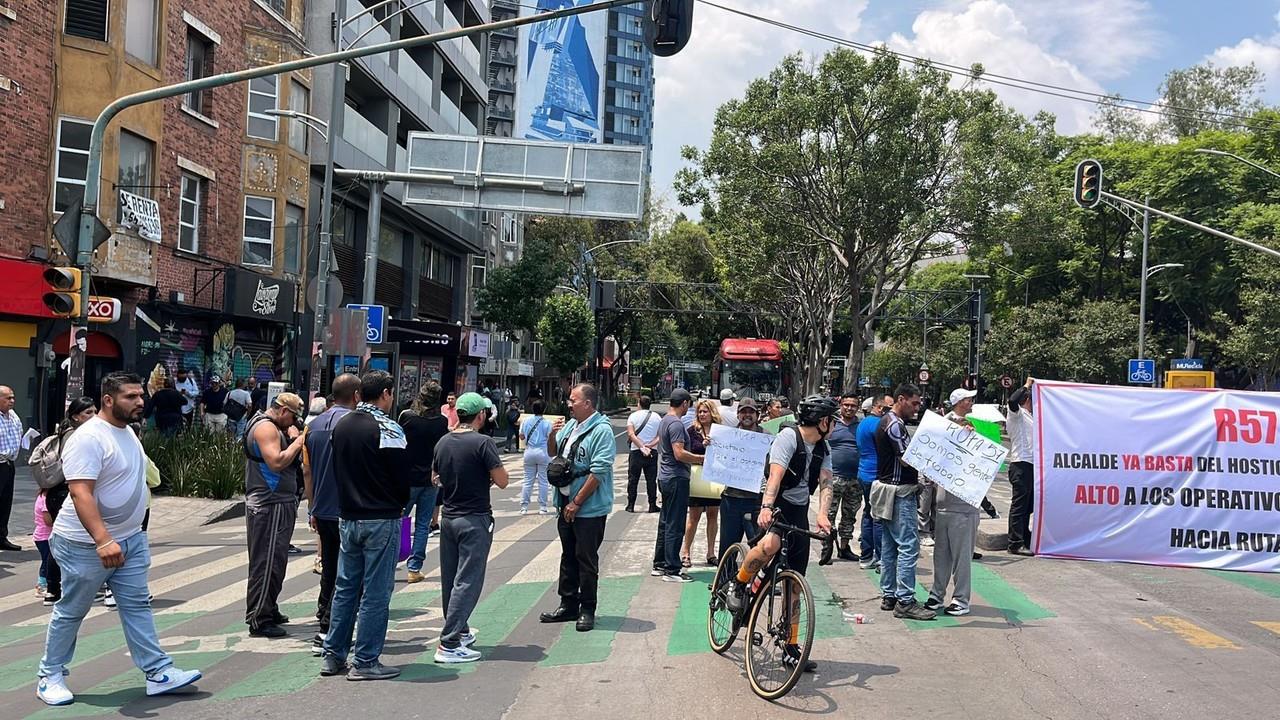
[0, 416, 1277, 719]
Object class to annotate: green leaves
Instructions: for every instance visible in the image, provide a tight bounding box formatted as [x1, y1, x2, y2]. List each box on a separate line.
[536, 293, 595, 374]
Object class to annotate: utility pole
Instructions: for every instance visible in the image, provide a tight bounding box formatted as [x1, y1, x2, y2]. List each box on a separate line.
[1137, 195, 1151, 361]
[63, 0, 635, 404]
[362, 179, 386, 304]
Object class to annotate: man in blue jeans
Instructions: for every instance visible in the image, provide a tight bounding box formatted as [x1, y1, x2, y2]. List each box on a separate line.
[717, 398, 765, 557]
[321, 371, 410, 680]
[37, 372, 201, 706]
[855, 395, 891, 569]
[397, 381, 449, 583]
[652, 388, 703, 583]
[870, 384, 935, 621]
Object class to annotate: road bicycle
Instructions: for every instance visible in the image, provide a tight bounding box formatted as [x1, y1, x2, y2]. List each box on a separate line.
[707, 513, 827, 701]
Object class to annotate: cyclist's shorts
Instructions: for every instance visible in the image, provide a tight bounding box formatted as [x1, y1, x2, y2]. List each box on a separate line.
[768, 500, 811, 576]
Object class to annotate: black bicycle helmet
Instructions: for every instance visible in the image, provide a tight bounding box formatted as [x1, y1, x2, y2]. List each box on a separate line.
[796, 395, 839, 426]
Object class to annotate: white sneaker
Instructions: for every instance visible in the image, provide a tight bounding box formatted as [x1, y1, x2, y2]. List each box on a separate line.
[103, 590, 116, 608]
[858, 560, 872, 570]
[649, 568, 665, 577]
[434, 644, 481, 664]
[459, 629, 479, 647]
[539, 507, 552, 515]
[661, 573, 695, 584]
[519, 506, 528, 516]
[921, 537, 935, 547]
[145, 667, 202, 696]
[36, 675, 74, 706]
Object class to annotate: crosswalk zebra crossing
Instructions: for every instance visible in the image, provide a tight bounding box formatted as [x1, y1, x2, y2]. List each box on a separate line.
[2, 454, 1279, 718]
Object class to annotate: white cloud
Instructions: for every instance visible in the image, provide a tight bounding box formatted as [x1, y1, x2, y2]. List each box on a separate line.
[1003, 0, 1160, 81]
[650, 0, 868, 211]
[1207, 12, 1280, 101]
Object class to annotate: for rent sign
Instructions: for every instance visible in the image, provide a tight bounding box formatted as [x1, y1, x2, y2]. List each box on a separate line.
[1035, 382, 1280, 572]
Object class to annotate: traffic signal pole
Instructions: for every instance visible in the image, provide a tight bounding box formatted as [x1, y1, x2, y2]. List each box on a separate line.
[66, 0, 635, 399]
[1099, 191, 1280, 261]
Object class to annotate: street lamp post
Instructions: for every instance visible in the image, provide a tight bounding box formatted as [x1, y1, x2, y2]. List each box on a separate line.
[1193, 148, 1280, 182]
[1138, 262, 1184, 364]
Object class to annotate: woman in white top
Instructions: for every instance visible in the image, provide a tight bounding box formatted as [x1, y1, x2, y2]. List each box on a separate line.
[519, 400, 553, 515]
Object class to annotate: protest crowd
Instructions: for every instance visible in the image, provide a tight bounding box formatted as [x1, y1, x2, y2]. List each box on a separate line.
[18, 361, 1034, 704]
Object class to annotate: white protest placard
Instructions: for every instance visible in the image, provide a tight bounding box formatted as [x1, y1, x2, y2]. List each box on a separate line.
[704, 423, 774, 493]
[903, 411, 1008, 509]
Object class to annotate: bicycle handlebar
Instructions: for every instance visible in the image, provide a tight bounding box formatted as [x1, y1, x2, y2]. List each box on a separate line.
[743, 512, 830, 545]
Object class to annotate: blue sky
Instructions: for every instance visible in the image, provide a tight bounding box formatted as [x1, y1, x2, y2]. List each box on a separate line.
[652, 0, 1280, 213]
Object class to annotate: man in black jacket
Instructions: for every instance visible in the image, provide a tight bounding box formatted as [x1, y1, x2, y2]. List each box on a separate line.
[320, 371, 409, 681]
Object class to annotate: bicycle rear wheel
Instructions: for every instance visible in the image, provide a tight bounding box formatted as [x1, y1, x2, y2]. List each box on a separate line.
[708, 542, 748, 654]
[745, 569, 816, 701]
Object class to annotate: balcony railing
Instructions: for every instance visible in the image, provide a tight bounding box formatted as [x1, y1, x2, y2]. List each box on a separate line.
[398, 50, 434, 98]
[441, 8, 483, 74]
[344, 104, 388, 162]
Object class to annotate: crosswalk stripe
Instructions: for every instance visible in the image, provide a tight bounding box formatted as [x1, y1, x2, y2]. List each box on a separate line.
[969, 563, 1055, 624]
[1207, 569, 1280, 599]
[0, 545, 220, 615]
[0, 612, 199, 693]
[1145, 615, 1240, 649]
[157, 553, 316, 616]
[540, 575, 643, 667]
[603, 511, 659, 578]
[666, 569, 716, 656]
[1252, 621, 1280, 636]
[506, 531, 564, 585]
[23, 650, 231, 720]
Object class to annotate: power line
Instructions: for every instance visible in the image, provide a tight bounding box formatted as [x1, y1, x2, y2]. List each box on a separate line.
[697, 0, 1279, 133]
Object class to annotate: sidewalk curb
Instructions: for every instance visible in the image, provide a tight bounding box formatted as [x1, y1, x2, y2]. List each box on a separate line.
[204, 499, 247, 525]
[976, 517, 1008, 551]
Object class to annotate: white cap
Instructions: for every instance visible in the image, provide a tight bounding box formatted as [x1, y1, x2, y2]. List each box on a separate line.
[860, 397, 875, 412]
[719, 388, 736, 402]
[948, 388, 977, 406]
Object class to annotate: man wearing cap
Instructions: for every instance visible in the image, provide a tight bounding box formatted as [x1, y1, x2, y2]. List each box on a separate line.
[717, 397, 766, 557]
[925, 388, 982, 616]
[243, 391, 307, 638]
[820, 392, 862, 565]
[653, 388, 702, 582]
[856, 395, 891, 569]
[717, 388, 739, 429]
[200, 375, 230, 433]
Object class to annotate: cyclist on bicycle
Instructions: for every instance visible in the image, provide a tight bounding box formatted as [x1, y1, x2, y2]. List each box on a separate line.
[724, 395, 838, 671]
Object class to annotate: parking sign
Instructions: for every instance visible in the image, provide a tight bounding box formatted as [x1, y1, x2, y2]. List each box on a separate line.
[347, 304, 386, 344]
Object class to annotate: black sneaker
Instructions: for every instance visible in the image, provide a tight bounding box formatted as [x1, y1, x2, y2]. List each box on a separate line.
[249, 623, 288, 638]
[923, 597, 943, 612]
[783, 645, 817, 673]
[879, 596, 897, 611]
[894, 602, 937, 621]
[42, 592, 60, 607]
[723, 581, 748, 614]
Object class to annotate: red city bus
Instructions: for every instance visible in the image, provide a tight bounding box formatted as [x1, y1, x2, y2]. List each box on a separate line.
[711, 338, 787, 402]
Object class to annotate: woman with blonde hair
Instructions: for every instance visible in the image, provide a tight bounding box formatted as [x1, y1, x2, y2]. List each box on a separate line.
[681, 398, 722, 567]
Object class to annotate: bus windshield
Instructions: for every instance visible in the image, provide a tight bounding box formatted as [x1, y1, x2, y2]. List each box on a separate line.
[721, 360, 782, 401]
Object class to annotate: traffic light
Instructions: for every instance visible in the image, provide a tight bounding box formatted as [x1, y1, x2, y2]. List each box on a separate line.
[1073, 158, 1103, 209]
[644, 0, 694, 57]
[42, 267, 82, 318]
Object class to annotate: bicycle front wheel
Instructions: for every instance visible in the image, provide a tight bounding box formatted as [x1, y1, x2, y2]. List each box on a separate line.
[744, 569, 816, 701]
[708, 542, 748, 654]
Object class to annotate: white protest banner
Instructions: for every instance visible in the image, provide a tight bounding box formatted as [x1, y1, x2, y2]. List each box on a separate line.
[903, 411, 1007, 509]
[704, 423, 774, 493]
[1035, 382, 1280, 572]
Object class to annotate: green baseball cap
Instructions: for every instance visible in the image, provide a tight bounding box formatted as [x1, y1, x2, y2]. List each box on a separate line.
[455, 392, 488, 416]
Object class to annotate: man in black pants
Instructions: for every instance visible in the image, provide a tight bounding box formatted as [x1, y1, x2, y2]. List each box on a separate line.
[302, 373, 361, 655]
[624, 395, 661, 513]
[0, 384, 21, 551]
[651, 389, 702, 582]
[1006, 377, 1036, 556]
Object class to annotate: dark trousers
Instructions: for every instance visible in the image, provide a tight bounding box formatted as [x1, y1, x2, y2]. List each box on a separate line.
[718, 494, 761, 559]
[155, 413, 182, 436]
[245, 501, 297, 628]
[0, 460, 13, 537]
[657, 477, 690, 574]
[1007, 462, 1035, 550]
[556, 514, 607, 610]
[315, 517, 341, 632]
[626, 450, 658, 508]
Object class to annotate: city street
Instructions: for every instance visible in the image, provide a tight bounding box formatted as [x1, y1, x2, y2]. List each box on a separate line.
[0, 417, 1277, 719]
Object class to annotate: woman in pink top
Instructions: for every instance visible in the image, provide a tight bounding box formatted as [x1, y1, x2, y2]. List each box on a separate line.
[34, 489, 54, 600]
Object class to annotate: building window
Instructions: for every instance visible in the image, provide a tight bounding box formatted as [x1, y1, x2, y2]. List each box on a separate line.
[117, 130, 154, 198]
[65, 0, 108, 42]
[265, 0, 287, 16]
[288, 80, 309, 154]
[124, 0, 159, 65]
[53, 118, 92, 214]
[283, 203, 304, 274]
[242, 195, 275, 267]
[178, 173, 204, 253]
[247, 75, 278, 140]
[184, 31, 214, 114]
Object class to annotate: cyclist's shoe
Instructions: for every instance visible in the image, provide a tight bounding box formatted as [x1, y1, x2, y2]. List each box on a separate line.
[723, 581, 748, 614]
[879, 596, 897, 611]
[894, 601, 937, 621]
[783, 645, 817, 673]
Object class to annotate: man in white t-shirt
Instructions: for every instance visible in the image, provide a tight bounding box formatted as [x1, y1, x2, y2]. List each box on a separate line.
[717, 388, 739, 429]
[175, 368, 200, 428]
[625, 395, 662, 513]
[36, 372, 202, 707]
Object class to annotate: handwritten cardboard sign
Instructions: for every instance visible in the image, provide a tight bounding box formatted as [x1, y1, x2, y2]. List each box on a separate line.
[903, 411, 1008, 509]
[703, 423, 774, 493]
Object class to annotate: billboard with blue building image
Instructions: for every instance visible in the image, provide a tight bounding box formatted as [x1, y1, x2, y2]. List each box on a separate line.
[517, 0, 606, 143]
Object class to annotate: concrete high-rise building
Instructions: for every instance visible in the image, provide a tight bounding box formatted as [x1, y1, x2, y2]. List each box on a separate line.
[602, 3, 655, 180]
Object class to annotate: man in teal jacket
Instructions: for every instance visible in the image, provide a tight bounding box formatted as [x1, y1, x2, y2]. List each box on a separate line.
[539, 383, 616, 632]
